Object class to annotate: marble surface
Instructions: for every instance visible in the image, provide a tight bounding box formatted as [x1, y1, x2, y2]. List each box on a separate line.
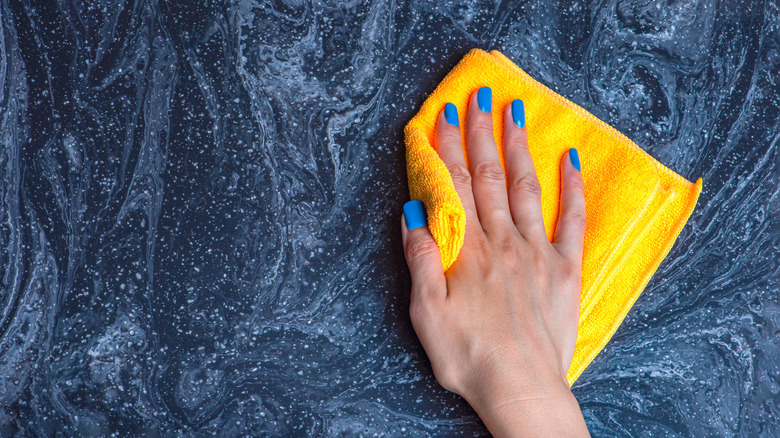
[0, 0, 778, 436]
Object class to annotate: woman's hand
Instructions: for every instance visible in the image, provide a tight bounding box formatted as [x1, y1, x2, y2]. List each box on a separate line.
[401, 87, 590, 437]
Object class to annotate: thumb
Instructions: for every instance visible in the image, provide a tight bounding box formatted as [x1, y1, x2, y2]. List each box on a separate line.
[401, 200, 447, 303]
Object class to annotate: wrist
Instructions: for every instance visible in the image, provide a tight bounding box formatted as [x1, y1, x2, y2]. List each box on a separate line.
[458, 352, 588, 437]
[467, 380, 588, 437]
[463, 363, 571, 419]
[459, 347, 568, 409]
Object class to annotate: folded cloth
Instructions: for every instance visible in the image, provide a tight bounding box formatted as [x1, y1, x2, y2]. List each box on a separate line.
[404, 48, 702, 384]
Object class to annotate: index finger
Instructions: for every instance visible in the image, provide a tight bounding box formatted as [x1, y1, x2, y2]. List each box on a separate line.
[435, 103, 482, 237]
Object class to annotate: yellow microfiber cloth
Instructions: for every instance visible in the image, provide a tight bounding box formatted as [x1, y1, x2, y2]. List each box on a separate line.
[404, 49, 702, 384]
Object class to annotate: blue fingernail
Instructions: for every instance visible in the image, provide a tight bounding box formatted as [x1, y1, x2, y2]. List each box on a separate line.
[444, 103, 459, 127]
[569, 148, 581, 172]
[403, 200, 427, 230]
[512, 99, 525, 128]
[477, 86, 492, 113]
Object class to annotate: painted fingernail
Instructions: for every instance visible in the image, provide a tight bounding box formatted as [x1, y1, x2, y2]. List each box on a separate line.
[569, 148, 581, 172]
[477, 86, 492, 113]
[403, 200, 427, 230]
[512, 99, 525, 128]
[444, 103, 459, 127]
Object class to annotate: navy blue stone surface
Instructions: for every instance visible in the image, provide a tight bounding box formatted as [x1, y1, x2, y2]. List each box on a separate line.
[0, 1, 777, 436]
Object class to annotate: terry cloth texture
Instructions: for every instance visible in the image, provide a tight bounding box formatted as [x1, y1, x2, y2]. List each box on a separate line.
[404, 48, 702, 384]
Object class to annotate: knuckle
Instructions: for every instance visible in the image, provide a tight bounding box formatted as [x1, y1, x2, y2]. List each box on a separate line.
[496, 238, 524, 269]
[464, 233, 493, 270]
[405, 237, 439, 262]
[472, 163, 506, 183]
[511, 175, 542, 197]
[470, 120, 495, 139]
[505, 131, 529, 151]
[559, 261, 581, 284]
[468, 233, 491, 257]
[495, 232, 520, 255]
[568, 176, 585, 193]
[474, 253, 492, 272]
[447, 163, 472, 187]
[565, 212, 588, 231]
[437, 128, 461, 147]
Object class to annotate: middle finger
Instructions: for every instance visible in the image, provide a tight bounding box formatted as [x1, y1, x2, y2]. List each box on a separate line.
[466, 87, 513, 232]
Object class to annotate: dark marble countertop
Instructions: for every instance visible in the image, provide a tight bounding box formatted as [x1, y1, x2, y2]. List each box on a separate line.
[1, 1, 777, 436]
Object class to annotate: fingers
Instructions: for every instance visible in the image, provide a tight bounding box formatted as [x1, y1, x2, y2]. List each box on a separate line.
[435, 102, 481, 236]
[464, 87, 513, 230]
[502, 100, 546, 241]
[401, 201, 447, 304]
[553, 149, 587, 265]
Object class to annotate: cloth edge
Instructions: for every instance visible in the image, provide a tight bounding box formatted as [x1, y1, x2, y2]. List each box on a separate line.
[566, 177, 704, 384]
[487, 49, 699, 189]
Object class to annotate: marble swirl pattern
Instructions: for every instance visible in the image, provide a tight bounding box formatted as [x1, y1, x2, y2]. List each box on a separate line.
[0, 0, 777, 436]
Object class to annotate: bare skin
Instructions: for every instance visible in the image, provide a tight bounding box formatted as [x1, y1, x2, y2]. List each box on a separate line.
[401, 90, 590, 437]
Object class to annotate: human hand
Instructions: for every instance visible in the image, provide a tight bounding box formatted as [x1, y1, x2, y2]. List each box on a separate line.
[401, 87, 590, 437]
